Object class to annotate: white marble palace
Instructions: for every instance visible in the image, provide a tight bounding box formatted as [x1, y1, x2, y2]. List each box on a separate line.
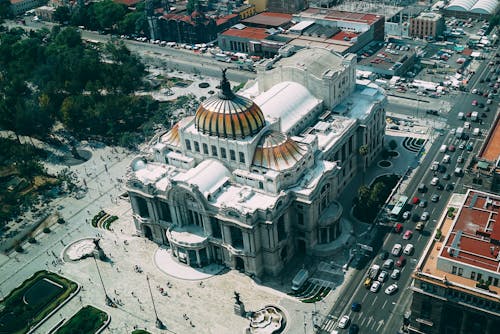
[126, 48, 386, 277]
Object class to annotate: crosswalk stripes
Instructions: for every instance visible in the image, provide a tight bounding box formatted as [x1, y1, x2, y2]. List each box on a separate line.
[320, 315, 338, 332]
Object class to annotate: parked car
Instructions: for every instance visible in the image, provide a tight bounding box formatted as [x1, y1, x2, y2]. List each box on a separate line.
[351, 302, 361, 312]
[431, 177, 439, 186]
[349, 324, 359, 334]
[394, 223, 403, 233]
[378, 270, 388, 283]
[412, 196, 420, 204]
[402, 211, 411, 220]
[443, 173, 451, 180]
[416, 221, 425, 231]
[446, 183, 455, 191]
[383, 259, 394, 270]
[419, 200, 428, 208]
[403, 230, 413, 240]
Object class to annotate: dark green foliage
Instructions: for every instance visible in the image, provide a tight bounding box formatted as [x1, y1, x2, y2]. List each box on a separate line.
[53, 6, 71, 24]
[43, 227, 51, 233]
[0, 271, 78, 334]
[55, 305, 108, 334]
[353, 174, 400, 223]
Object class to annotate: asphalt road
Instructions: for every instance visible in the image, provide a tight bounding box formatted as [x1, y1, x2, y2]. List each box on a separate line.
[318, 42, 500, 334]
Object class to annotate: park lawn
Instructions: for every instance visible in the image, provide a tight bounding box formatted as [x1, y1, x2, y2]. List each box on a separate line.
[55, 305, 108, 334]
[0, 270, 78, 334]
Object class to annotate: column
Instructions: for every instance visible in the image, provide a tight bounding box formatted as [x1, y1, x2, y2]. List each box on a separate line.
[459, 310, 468, 334]
[196, 250, 201, 268]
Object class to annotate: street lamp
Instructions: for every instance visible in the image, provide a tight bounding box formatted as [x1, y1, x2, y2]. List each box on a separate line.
[92, 256, 115, 307]
[146, 275, 165, 330]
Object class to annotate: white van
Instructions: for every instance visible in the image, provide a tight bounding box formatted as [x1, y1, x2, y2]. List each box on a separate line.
[439, 145, 447, 153]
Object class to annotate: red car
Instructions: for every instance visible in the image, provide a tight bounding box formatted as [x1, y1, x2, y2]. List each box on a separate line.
[396, 256, 406, 267]
[412, 197, 420, 205]
[394, 223, 403, 233]
[448, 145, 456, 152]
[403, 230, 413, 240]
[472, 100, 478, 106]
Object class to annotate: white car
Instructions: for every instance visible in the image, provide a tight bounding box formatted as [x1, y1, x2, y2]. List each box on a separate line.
[338, 315, 350, 329]
[385, 283, 399, 295]
[390, 269, 401, 280]
[402, 211, 411, 220]
[391, 243, 402, 256]
[370, 281, 381, 293]
[431, 177, 439, 186]
[404, 244, 414, 255]
[378, 270, 388, 283]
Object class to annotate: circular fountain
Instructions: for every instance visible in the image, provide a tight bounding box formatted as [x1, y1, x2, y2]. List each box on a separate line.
[247, 305, 286, 334]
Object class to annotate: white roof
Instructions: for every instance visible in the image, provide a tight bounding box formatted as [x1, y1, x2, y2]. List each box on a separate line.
[253, 81, 322, 134]
[447, 0, 498, 13]
[174, 159, 231, 197]
[289, 21, 315, 33]
[471, 0, 498, 13]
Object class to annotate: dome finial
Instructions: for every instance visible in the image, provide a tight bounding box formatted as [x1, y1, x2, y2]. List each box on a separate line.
[219, 68, 234, 100]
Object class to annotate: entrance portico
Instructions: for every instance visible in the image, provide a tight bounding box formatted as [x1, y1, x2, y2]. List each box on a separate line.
[167, 225, 211, 268]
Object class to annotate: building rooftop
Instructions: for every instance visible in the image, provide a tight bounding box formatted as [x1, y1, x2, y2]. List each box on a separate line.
[479, 113, 500, 162]
[241, 12, 293, 28]
[358, 42, 415, 71]
[416, 191, 500, 302]
[113, 0, 142, 6]
[439, 190, 500, 274]
[298, 8, 383, 25]
[221, 26, 270, 40]
[333, 81, 386, 121]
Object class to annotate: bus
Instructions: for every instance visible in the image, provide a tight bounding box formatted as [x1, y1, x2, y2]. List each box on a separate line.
[390, 195, 408, 219]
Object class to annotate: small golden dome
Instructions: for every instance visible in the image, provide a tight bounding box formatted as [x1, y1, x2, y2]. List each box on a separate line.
[194, 70, 265, 139]
[252, 131, 308, 171]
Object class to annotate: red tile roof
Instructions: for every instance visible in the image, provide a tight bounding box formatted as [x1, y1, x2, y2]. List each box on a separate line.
[302, 8, 382, 25]
[479, 112, 500, 162]
[221, 27, 269, 40]
[439, 190, 500, 273]
[330, 31, 359, 42]
[216, 14, 238, 26]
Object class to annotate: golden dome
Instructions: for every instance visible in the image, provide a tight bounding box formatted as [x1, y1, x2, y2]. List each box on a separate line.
[195, 70, 265, 139]
[252, 131, 308, 171]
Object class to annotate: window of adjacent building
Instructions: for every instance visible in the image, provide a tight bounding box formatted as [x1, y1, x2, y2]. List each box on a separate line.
[136, 197, 149, 218]
[239, 152, 245, 163]
[194, 141, 200, 152]
[477, 273, 482, 281]
[458, 268, 463, 276]
[211, 145, 218, 156]
[452, 266, 457, 275]
[203, 143, 208, 154]
[470, 271, 476, 280]
[210, 217, 222, 239]
[258, 181, 263, 189]
[277, 215, 286, 241]
[159, 201, 171, 222]
[221, 147, 227, 159]
[230, 149, 236, 161]
[297, 212, 304, 225]
[185, 139, 191, 150]
[230, 226, 244, 248]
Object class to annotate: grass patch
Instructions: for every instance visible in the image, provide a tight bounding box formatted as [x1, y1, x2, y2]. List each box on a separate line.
[0, 270, 78, 334]
[55, 305, 107, 334]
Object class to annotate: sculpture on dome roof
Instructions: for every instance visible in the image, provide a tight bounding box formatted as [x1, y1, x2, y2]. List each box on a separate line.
[219, 68, 234, 100]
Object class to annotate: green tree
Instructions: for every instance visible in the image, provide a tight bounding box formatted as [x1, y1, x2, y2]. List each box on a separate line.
[186, 0, 199, 14]
[388, 139, 398, 151]
[358, 144, 369, 184]
[92, 0, 126, 30]
[0, 0, 12, 21]
[54, 6, 71, 25]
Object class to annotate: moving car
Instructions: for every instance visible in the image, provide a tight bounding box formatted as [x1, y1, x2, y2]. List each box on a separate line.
[390, 268, 401, 280]
[385, 283, 399, 295]
[419, 200, 428, 208]
[351, 302, 361, 312]
[431, 194, 440, 202]
[391, 243, 402, 256]
[421, 211, 430, 221]
[370, 281, 381, 293]
[402, 211, 411, 220]
[403, 230, 413, 240]
[396, 256, 406, 267]
[416, 222, 425, 231]
[394, 223, 403, 233]
[339, 315, 350, 329]
[403, 243, 414, 255]
[431, 177, 439, 186]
